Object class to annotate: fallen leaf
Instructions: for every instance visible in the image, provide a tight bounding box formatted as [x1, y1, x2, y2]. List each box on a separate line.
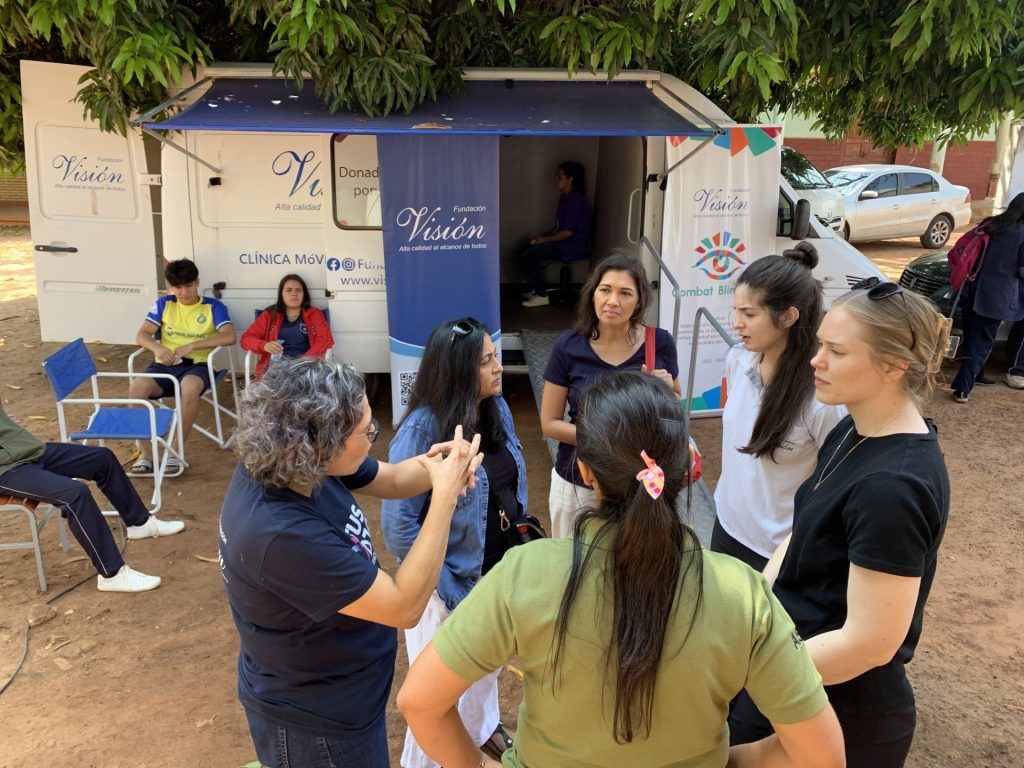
[194, 554, 219, 563]
[22, 343, 36, 348]
[506, 664, 524, 681]
[52, 657, 73, 671]
[27, 415, 48, 421]
[5, 384, 22, 390]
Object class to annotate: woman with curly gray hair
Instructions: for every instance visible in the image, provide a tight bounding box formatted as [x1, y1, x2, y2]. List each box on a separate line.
[219, 357, 482, 768]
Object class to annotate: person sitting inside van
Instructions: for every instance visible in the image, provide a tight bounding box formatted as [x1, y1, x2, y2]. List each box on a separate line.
[240, 273, 333, 379]
[517, 161, 591, 308]
[128, 258, 235, 474]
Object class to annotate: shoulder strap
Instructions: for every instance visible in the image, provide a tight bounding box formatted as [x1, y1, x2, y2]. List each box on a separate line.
[644, 325, 656, 371]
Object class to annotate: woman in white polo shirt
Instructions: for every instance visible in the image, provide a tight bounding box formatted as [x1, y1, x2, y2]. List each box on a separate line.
[712, 243, 846, 571]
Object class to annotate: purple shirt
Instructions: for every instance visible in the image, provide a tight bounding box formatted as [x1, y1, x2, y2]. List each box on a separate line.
[555, 189, 590, 257]
[543, 328, 679, 483]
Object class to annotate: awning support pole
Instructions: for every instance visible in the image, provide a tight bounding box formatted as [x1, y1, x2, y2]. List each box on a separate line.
[130, 77, 213, 126]
[660, 132, 722, 190]
[141, 128, 222, 174]
[640, 235, 681, 348]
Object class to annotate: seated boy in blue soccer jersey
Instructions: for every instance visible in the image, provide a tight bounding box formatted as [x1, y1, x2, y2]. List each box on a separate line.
[128, 259, 236, 473]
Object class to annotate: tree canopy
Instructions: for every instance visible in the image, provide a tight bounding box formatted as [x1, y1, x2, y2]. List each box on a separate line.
[2, 0, 1022, 172]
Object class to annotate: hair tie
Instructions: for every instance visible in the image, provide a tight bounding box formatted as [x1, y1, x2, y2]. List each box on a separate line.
[636, 450, 665, 500]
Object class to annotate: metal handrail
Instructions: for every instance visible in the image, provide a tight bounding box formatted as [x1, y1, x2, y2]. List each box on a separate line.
[684, 308, 737, 422]
[640, 235, 681, 340]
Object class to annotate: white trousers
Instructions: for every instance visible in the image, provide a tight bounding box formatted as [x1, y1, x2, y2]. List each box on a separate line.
[548, 468, 598, 539]
[401, 591, 501, 768]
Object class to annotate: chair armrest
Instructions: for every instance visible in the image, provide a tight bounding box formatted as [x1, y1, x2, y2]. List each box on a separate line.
[94, 372, 183, 406]
[127, 346, 147, 374]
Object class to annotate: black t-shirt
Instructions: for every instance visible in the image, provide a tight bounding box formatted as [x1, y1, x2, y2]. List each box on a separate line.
[218, 460, 397, 736]
[481, 445, 520, 574]
[774, 415, 950, 714]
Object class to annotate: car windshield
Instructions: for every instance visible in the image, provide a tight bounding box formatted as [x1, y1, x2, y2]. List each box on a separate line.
[825, 170, 870, 188]
[781, 148, 833, 190]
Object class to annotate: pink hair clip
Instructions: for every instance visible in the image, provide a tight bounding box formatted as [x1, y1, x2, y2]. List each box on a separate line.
[636, 450, 665, 500]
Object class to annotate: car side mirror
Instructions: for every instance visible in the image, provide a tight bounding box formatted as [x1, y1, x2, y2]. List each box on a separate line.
[792, 199, 811, 240]
[859, 189, 879, 200]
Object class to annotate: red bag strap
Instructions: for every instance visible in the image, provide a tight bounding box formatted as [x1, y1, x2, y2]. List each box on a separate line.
[644, 325, 656, 371]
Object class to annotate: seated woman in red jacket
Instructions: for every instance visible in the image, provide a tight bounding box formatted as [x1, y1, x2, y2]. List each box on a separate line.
[241, 274, 334, 378]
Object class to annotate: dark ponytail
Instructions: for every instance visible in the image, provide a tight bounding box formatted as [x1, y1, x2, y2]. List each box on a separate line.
[737, 242, 822, 460]
[551, 371, 703, 743]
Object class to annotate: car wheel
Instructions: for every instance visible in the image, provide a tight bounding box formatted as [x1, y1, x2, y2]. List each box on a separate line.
[921, 214, 952, 248]
[842, 222, 851, 241]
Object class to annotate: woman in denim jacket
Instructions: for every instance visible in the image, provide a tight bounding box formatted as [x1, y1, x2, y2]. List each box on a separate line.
[383, 317, 527, 768]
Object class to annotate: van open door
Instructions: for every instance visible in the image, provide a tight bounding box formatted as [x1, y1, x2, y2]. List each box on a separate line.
[21, 60, 159, 344]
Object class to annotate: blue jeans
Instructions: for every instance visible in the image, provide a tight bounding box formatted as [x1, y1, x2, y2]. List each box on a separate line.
[245, 710, 390, 768]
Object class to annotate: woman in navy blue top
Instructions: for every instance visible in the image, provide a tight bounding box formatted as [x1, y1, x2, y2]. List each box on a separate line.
[541, 251, 680, 537]
[219, 357, 481, 768]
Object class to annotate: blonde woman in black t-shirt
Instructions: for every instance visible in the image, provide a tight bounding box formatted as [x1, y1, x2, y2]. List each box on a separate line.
[730, 283, 952, 768]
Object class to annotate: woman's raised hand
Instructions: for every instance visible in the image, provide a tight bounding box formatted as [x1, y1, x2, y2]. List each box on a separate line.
[419, 425, 482, 499]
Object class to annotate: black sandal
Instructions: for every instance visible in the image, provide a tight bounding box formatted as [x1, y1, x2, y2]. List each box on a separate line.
[480, 722, 513, 760]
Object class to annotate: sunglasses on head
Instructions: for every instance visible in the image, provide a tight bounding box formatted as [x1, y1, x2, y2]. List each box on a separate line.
[855, 279, 916, 351]
[449, 317, 483, 346]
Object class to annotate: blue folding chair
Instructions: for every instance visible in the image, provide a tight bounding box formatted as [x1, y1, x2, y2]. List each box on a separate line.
[42, 338, 183, 515]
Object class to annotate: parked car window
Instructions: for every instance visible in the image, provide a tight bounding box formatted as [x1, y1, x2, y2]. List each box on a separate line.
[781, 147, 833, 190]
[864, 173, 897, 198]
[903, 172, 937, 195]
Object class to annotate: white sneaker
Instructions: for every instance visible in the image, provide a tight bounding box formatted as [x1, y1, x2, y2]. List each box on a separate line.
[97, 565, 161, 593]
[1006, 373, 1024, 389]
[521, 290, 538, 299]
[127, 516, 186, 540]
[521, 294, 550, 308]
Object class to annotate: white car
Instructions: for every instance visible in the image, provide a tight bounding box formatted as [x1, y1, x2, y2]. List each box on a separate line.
[824, 164, 972, 248]
[781, 147, 845, 233]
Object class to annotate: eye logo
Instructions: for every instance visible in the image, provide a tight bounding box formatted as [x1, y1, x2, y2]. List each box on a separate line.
[692, 231, 746, 281]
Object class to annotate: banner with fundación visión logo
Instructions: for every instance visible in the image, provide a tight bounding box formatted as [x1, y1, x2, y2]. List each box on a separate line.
[659, 126, 782, 416]
[378, 135, 500, 422]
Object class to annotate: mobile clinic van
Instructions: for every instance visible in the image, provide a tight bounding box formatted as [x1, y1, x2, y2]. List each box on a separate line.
[21, 60, 883, 417]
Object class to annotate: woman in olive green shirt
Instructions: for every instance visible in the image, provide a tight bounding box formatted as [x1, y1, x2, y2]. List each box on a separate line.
[398, 372, 844, 768]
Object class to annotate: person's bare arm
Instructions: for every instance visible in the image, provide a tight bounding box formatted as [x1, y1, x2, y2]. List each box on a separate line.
[803, 564, 920, 685]
[531, 228, 572, 245]
[727, 704, 844, 768]
[135, 320, 177, 365]
[339, 430, 481, 629]
[397, 644, 502, 768]
[540, 382, 576, 445]
[762, 533, 792, 588]
[360, 437, 480, 500]
[174, 324, 237, 359]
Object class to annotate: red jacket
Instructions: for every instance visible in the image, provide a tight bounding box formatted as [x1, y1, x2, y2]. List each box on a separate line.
[240, 306, 334, 378]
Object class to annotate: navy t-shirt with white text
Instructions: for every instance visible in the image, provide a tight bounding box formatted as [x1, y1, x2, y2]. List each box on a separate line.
[219, 459, 396, 736]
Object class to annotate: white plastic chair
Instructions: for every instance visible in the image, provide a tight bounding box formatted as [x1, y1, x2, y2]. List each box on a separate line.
[41, 338, 183, 516]
[127, 342, 239, 451]
[0, 495, 69, 592]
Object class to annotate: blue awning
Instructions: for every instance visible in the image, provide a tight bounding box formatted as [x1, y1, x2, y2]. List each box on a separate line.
[146, 78, 711, 137]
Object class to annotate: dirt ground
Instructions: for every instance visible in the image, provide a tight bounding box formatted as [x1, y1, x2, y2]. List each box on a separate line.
[1, 224, 1021, 768]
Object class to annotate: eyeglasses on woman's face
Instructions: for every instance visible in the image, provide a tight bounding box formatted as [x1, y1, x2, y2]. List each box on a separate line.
[364, 416, 381, 445]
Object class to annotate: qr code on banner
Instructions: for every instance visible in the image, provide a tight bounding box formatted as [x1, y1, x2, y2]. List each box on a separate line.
[399, 371, 417, 406]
